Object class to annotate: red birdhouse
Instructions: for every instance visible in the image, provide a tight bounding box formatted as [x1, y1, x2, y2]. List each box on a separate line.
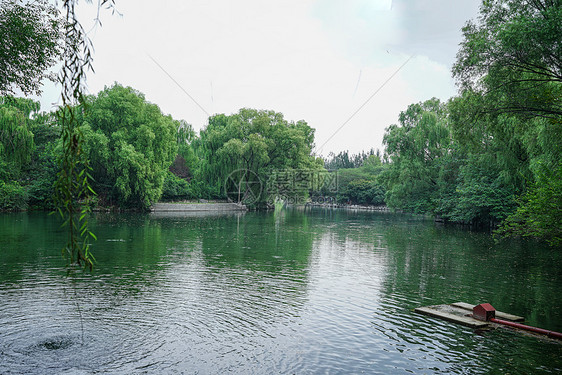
[473, 303, 496, 321]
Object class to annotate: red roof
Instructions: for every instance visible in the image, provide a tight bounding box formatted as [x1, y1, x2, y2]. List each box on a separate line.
[473, 303, 496, 321]
[476, 303, 495, 312]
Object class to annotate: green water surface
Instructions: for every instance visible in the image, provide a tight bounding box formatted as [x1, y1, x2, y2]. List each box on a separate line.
[0, 208, 560, 374]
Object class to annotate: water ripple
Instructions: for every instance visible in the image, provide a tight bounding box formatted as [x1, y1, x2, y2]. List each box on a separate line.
[1, 211, 561, 374]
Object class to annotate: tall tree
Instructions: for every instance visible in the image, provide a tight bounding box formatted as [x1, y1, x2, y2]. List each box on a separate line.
[195, 108, 321, 205]
[446, 93, 529, 225]
[0, 99, 36, 178]
[380, 98, 451, 214]
[453, 0, 562, 119]
[0, 98, 37, 211]
[81, 84, 179, 209]
[453, 0, 562, 242]
[0, 0, 61, 96]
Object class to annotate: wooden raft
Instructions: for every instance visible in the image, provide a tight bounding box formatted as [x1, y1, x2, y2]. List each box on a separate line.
[414, 302, 524, 328]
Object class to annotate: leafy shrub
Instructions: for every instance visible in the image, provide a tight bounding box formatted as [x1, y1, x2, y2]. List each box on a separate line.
[497, 163, 562, 246]
[0, 181, 28, 211]
[161, 172, 198, 201]
[341, 179, 385, 205]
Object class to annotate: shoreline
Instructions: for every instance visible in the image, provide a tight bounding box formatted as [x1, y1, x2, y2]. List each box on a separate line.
[151, 202, 247, 212]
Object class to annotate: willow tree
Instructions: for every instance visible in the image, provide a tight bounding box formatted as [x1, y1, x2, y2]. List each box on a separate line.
[453, 0, 562, 120]
[380, 98, 451, 214]
[0, 102, 35, 210]
[194, 108, 322, 205]
[453, 0, 562, 242]
[446, 93, 527, 226]
[0, 103, 35, 176]
[0, 0, 61, 96]
[52, 0, 116, 270]
[496, 163, 562, 246]
[81, 84, 179, 209]
[0, 0, 58, 210]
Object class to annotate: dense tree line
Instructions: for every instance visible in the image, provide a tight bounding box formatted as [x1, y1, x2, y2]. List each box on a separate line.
[0, 84, 179, 211]
[321, 151, 386, 206]
[0, 85, 323, 210]
[324, 148, 380, 170]
[380, 97, 523, 225]
[379, 0, 561, 245]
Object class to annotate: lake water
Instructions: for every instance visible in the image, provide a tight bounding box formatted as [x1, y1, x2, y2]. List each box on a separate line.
[1, 208, 561, 374]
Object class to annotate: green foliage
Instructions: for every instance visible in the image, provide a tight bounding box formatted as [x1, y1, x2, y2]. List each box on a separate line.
[447, 95, 530, 225]
[380, 98, 451, 213]
[453, 0, 562, 119]
[161, 171, 199, 201]
[361, 154, 384, 175]
[380, 94, 529, 226]
[450, 154, 518, 226]
[376, 39, 547, 233]
[0, 104, 35, 178]
[0, 96, 61, 212]
[497, 163, 562, 246]
[523, 117, 562, 173]
[0, 97, 41, 117]
[174, 120, 199, 179]
[0, 0, 61, 96]
[334, 156, 386, 205]
[27, 141, 58, 210]
[194, 108, 320, 205]
[0, 97, 41, 212]
[53, 105, 96, 270]
[81, 84, 179, 209]
[324, 149, 378, 169]
[0, 180, 28, 211]
[340, 178, 385, 205]
[446, 0, 561, 239]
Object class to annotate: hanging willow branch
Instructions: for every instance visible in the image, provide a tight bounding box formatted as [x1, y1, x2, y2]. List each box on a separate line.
[54, 106, 96, 270]
[53, 0, 115, 271]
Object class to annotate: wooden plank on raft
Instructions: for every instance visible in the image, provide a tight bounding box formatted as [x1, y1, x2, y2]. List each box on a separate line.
[414, 306, 489, 329]
[450, 302, 525, 322]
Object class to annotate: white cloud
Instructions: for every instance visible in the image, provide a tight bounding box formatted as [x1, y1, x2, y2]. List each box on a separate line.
[36, 0, 479, 156]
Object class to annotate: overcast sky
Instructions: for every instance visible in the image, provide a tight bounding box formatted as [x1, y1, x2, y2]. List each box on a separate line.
[37, 0, 480, 156]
